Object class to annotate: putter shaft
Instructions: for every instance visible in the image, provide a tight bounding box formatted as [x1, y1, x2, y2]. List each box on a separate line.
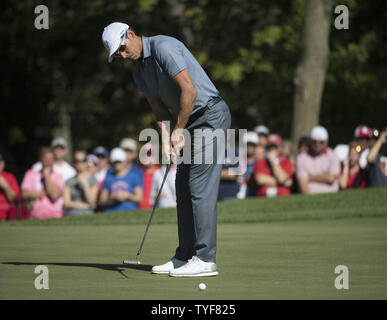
[124, 162, 172, 264]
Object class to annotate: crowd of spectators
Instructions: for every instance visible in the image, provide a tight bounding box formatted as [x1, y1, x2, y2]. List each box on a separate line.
[224, 124, 387, 200]
[0, 137, 177, 220]
[0, 124, 386, 220]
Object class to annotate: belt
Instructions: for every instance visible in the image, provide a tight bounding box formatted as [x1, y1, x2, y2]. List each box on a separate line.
[186, 96, 222, 127]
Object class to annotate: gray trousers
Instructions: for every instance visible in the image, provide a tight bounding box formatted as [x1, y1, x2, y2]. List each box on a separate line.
[174, 100, 231, 263]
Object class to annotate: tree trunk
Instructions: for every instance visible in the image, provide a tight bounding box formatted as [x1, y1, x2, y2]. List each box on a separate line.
[166, 0, 194, 46]
[53, 104, 73, 162]
[291, 0, 332, 149]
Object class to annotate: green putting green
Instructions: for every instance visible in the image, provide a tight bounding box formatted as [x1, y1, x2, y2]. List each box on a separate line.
[0, 188, 387, 299]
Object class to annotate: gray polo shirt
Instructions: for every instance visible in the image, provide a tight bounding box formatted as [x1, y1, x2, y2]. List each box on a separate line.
[133, 35, 219, 117]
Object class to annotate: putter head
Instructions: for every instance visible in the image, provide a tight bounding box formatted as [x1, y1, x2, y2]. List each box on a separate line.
[123, 259, 142, 265]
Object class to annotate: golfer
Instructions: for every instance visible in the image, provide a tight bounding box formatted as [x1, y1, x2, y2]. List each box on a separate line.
[102, 23, 231, 277]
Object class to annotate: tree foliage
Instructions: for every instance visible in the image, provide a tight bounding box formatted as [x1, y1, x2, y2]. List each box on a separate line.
[1, 0, 386, 179]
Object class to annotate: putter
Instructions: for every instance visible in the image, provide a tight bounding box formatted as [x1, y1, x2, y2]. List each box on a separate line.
[123, 160, 173, 265]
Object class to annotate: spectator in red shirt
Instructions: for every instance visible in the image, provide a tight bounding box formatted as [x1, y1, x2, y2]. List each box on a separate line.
[254, 134, 293, 197]
[139, 143, 160, 209]
[0, 153, 21, 220]
[339, 142, 368, 189]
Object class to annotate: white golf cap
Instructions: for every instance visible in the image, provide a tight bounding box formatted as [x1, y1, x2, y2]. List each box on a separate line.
[254, 125, 269, 136]
[51, 136, 67, 148]
[310, 126, 329, 141]
[242, 131, 259, 145]
[102, 22, 129, 63]
[334, 144, 349, 162]
[120, 138, 137, 151]
[110, 147, 126, 162]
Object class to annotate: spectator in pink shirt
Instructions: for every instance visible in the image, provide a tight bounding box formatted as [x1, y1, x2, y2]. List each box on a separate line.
[296, 126, 340, 195]
[21, 147, 65, 219]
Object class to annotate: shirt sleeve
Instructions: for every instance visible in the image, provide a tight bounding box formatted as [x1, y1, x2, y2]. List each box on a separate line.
[254, 159, 267, 175]
[88, 176, 98, 187]
[154, 40, 187, 78]
[7, 173, 20, 199]
[281, 159, 294, 176]
[296, 154, 308, 179]
[329, 152, 341, 176]
[21, 170, 35, 191]
[53, 173, 65, 191]
[65, 178, 73, 187]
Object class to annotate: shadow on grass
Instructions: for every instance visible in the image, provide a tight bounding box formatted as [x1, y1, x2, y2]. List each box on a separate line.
[2, 261, 153, 279]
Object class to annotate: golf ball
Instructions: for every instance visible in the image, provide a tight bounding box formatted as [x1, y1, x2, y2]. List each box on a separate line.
[198, 283, 206, 291]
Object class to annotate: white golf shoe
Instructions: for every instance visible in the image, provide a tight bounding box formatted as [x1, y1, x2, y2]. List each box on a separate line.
[152, 257, 187, 274]
[169, 256, 219, 277]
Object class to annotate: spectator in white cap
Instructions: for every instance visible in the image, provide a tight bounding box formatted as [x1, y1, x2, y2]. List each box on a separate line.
[254, 125, 269, 147]
[238, 131, 259, 198]
[118, 136, 143, 186]
[32, 137, 76, 182]
[120, 138, 137, 162]
[296, 125, 340, 195]
[99, 147, 143, 212]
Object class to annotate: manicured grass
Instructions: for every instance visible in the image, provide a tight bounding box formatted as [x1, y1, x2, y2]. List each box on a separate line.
[0, 188, 386, 299]
[1, 218, 387, 299]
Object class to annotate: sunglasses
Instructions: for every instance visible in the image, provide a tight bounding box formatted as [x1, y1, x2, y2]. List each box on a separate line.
[74, 158, 87, 163]
[113, 31, 127, 58]
[312, 140, 325, 145]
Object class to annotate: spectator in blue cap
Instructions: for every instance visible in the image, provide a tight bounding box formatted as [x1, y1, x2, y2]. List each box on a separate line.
[92, 146, 110, 184]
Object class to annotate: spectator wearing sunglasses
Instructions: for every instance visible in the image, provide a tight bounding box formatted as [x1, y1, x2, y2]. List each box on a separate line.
[63, 150, 99, 216]
[296, 126, 340, 195]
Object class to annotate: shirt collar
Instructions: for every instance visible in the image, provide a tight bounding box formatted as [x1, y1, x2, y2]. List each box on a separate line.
[141, 36, 151, 61]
